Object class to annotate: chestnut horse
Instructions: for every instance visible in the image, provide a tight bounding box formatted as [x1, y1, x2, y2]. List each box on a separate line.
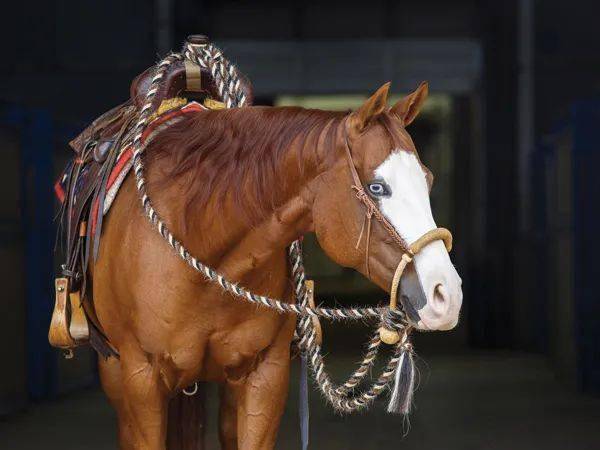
[92, 82, 462, 450]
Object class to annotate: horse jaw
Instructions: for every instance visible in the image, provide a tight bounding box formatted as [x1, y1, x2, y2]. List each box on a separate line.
[374, 150, 463, 331]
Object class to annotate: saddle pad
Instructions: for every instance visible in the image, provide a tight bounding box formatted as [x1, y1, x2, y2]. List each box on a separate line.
[55, 101, 206, 234]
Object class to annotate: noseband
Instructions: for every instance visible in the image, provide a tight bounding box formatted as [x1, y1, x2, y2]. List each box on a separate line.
[342, 124, 453, 343]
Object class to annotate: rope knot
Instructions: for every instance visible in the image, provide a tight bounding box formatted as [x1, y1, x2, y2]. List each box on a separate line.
[401, 341, 413, 353]
[382, 308, 407, 332]
[352, 185, 374, 214]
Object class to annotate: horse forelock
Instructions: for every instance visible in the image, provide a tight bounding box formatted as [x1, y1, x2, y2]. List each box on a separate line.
[147, 106, 348, 225]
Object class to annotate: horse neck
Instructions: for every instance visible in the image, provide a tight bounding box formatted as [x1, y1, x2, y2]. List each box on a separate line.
[180, 111, 341, 276]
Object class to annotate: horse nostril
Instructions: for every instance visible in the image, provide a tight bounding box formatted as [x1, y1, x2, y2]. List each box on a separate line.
[433, 283, 448, 306]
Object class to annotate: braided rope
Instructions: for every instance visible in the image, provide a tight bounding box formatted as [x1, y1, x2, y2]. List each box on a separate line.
[131, 44, 410, 413]
[183, 43, 247, 108]
[333, 331, 382, 396]
[309, 337, 405, 412]
[288, 244, 401, 402]
[289, 242, 405, 412]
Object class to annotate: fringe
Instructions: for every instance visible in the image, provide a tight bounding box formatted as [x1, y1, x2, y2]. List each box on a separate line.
[387, 344, 415, 415]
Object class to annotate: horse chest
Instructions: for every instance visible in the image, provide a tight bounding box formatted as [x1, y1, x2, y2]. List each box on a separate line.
[204, 310, 292, 382]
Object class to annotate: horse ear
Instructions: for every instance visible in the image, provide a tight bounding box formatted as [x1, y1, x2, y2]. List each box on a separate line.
[351, 82, 391, 132]
[390, 81, 429, 126]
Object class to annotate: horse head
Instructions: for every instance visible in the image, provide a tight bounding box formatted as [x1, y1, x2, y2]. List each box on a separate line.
[311, 82, 463, 331]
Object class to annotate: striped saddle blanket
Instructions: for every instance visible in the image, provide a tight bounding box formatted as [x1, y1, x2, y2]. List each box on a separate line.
[55, 100, 205, 224]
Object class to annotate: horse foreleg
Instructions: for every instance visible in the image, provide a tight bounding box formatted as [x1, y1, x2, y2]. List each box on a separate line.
[99, 355, 135, 449]
[234, 341, 292, 450]
[218, 384, 239, 450]
[116, 349, 169, 450]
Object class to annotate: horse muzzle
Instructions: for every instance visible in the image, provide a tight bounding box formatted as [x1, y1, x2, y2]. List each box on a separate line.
[380, 227, 462, 341]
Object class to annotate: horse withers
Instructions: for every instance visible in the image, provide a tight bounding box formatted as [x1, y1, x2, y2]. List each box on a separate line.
[92, 82, 462, 449]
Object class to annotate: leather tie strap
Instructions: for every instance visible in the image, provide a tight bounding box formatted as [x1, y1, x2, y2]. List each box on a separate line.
[184, 60, 202, 92]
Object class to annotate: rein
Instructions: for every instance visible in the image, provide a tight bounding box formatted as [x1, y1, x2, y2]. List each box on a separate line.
[130, 42, 453, 415]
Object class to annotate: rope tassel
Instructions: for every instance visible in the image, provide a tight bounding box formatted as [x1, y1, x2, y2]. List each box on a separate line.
[387, 340, 415, 415]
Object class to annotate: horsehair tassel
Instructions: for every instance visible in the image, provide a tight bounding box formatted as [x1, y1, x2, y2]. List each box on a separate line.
[387, 338, 416, 415]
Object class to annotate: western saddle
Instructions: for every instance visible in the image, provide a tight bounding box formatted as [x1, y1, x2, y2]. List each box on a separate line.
[49, 36, 254, 357]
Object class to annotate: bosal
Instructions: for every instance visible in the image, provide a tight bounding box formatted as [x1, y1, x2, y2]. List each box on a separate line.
[130, 41, 453, 415]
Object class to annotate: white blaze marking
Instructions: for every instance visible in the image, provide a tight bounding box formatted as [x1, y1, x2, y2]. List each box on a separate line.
[375, 150, 435, 243]
[374, 149, 462, 331]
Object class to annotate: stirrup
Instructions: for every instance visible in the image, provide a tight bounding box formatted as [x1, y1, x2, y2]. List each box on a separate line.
[48, 277, 90, 353]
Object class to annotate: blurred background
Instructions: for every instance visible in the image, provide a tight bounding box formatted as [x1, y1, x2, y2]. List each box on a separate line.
[0, 0, 599, 449]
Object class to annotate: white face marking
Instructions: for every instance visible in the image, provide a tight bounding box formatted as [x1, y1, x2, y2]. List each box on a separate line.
[374, 150, 463, 331]
[375, 151, 434, 244]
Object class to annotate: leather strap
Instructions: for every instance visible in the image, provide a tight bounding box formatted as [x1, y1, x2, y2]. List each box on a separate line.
[184, 60, 202, 92]
[299, 356, 310, 450]
[342, 125, 411, 276]
[305, 280, 322, 345]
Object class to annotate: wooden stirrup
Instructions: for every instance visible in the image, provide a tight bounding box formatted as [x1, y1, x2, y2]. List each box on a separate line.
[48, 278, 76, 349]
[69, 290, 89, 342]
[48, 278, 90, 351]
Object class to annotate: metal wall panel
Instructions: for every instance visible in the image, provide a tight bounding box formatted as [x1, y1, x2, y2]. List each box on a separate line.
[217, 39, 482, 95]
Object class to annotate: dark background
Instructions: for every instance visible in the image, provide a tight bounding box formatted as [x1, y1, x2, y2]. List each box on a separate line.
[0, 1, 599, 449]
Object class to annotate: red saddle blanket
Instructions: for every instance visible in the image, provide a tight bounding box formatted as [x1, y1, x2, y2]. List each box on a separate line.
[55, 101, 205, 235]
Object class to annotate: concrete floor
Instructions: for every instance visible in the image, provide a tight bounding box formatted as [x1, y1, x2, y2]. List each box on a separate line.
[1, 352, 599, 449]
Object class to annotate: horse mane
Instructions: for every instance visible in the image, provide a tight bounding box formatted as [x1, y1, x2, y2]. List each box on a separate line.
[147, 106, 348, 224]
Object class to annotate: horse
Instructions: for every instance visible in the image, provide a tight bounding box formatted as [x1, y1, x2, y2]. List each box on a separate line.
[91, 81, 463, 450]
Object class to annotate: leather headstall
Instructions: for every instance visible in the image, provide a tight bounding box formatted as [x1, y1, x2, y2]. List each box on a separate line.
[342, 124, 411, 278]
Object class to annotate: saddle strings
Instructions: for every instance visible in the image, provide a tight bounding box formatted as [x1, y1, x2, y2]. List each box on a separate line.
[353, 206, 373, 278]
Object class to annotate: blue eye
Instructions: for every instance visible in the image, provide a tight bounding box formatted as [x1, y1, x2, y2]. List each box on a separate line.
[367, 181, 391, 197]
